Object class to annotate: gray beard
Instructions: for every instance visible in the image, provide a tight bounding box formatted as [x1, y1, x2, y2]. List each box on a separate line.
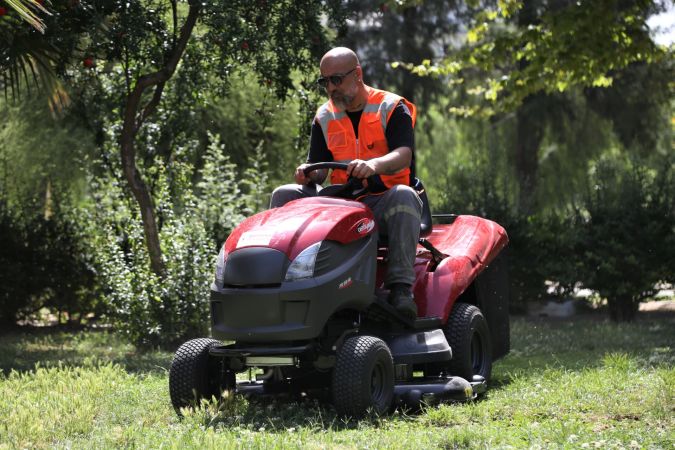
[331, 93, 354, 111]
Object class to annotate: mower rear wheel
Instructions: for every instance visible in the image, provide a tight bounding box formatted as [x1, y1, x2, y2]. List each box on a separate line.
[169, 338, 234, 415]
[446, 303, 493, 381]
[332, 335, 394, 417]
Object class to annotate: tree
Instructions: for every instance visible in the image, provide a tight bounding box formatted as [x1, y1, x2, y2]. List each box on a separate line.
[3, 0, 344, 276]
[403, 0, 670, 212]
[338, 0, 468, 106]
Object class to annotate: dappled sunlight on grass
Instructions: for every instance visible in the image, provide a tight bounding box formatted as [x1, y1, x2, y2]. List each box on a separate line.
[496, 315, 675, 377]
[0, 329, 172, 375]
[0, 315, 673, 449]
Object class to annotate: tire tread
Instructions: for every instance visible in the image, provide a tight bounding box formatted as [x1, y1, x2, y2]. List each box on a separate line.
[169, 338, 220, 414]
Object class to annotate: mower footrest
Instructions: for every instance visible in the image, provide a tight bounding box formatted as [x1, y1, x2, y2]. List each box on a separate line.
[369, 297, 442, 330]
[387, 328, 451, 364]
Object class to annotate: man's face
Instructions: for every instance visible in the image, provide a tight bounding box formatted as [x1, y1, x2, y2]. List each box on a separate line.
[319, 60, 359, 110]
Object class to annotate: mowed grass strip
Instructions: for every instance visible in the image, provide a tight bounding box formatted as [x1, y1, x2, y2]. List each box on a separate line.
[0, 315, 673, 449]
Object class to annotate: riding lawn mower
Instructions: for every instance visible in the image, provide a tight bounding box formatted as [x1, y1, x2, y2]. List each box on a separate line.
[169, 162, 509, 418]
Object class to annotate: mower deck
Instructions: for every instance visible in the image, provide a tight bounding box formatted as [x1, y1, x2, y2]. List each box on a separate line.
[230, 374, 485, 410]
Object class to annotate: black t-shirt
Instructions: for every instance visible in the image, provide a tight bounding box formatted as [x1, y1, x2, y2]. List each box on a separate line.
[307, 102, 416, 185]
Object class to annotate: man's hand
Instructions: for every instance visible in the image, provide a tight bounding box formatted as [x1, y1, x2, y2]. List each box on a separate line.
[294, 163, 312, 185]
[347, 159, 378, 179]
[295, 164, 328, 185]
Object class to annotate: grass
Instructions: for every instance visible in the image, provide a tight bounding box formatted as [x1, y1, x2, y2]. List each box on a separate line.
[0, 313, 673, 449]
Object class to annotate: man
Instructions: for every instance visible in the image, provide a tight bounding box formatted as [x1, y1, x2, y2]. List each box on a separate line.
[270, 47, 422, 319]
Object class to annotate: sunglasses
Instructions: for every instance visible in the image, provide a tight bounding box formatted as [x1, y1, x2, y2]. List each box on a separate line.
[316, 68, 357, 89]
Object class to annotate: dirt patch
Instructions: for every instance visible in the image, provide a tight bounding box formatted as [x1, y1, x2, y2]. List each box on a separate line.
[639, 300, 675, 312]
[523, 299, 675, 322]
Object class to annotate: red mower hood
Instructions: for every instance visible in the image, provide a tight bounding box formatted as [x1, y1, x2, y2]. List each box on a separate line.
[224, 197, 376, 261]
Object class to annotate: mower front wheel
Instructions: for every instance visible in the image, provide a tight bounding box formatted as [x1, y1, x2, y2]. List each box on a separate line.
[332, 335, 394, 418]
[169, 338, 234, 415]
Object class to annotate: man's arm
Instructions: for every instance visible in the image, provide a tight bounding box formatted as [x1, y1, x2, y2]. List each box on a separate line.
[347, 101, 414, 179]
[295, 120, 331, 185]
[346, 146, 412, 179]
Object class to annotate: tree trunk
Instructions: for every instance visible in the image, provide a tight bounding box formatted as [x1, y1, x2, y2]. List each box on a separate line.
[119, 2, 201, 277]
[515, 95, 545, 214]
[608, 296, 639, 322]
[400, 6, 419, 102]
[514, 0, 545, 215]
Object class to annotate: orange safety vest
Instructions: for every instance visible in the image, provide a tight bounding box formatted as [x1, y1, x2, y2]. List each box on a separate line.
[314, 87, 417, 188]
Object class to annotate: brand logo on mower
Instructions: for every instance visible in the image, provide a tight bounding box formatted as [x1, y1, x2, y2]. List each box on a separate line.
[338, 277, 353, 290]
[356, 219, 375, 235]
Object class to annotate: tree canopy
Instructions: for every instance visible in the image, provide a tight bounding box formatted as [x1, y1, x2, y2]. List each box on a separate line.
[398, 0, 670, 116]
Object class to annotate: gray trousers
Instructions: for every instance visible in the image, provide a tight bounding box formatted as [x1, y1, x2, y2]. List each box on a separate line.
[270, 184, 422, 287]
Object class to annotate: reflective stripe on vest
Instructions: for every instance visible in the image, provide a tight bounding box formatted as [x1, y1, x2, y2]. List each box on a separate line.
[315, 87, 416, 189]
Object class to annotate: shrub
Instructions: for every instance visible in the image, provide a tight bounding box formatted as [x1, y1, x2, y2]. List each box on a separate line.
[88, 137, 267, 348]
[0, 199, 100, 326]
[0, 202, 40, 325]
[432, 159, 582, 309]
[576, 158, 674, 321]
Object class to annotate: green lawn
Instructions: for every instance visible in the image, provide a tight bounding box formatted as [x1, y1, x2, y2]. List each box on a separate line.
[1, 313, 673, 449]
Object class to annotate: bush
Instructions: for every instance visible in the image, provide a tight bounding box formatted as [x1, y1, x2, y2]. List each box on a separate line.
[576, 158, 674, 321]
[432, 158, 584, 309]
[0, 199, 100, 326]
[0, 202, 40, 325]
[88, 137, 267, 348]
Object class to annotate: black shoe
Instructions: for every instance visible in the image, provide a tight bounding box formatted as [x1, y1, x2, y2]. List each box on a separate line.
[388, 285, 417, 320]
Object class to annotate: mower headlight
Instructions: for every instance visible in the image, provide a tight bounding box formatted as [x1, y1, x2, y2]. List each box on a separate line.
[285, 241, 322, 281]
[211, 245, 228, 290]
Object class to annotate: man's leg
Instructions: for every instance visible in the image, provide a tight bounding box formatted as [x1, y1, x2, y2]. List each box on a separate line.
[362, 185, 422, 318]
[269, 183, 321, 208]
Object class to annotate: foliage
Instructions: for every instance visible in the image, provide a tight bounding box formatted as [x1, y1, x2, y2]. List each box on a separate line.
[1, 318, 673, 448]
[0, 0, 47, 31]
[421, 109, 673, 316]
[0, 198, 100, 326]
[0, 201, 41, 325]
[0, 95, 93, 211]
[87, 136, 267, 348]
[577, 157, 675, 321]
[199, 74, 308, 187]
[3, 0, 346, 275]
[0, 69, 305, 335]
[338, 0, 467, 106]
[585, 58, 674, 156]
[404, 0, 669, 116]
[0, 0, 86, 111]
[401, 0, 672, 215]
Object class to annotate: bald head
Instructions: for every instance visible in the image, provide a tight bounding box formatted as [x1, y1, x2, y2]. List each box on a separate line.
[318, 47, 367, 111]
[320, 47, 359, 72]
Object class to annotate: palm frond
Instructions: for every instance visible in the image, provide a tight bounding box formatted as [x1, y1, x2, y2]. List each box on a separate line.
[5, 0, 49, 33]
[0, 1, 68, 112]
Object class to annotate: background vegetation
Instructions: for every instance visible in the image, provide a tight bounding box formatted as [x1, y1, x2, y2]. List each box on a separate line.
[0, 0, 673, 344]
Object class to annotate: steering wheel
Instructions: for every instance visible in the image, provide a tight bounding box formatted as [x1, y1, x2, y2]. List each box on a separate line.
[303, 162, 375, 199]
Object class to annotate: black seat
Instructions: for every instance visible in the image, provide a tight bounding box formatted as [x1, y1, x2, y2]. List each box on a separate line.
[413, 178, 433, 238]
